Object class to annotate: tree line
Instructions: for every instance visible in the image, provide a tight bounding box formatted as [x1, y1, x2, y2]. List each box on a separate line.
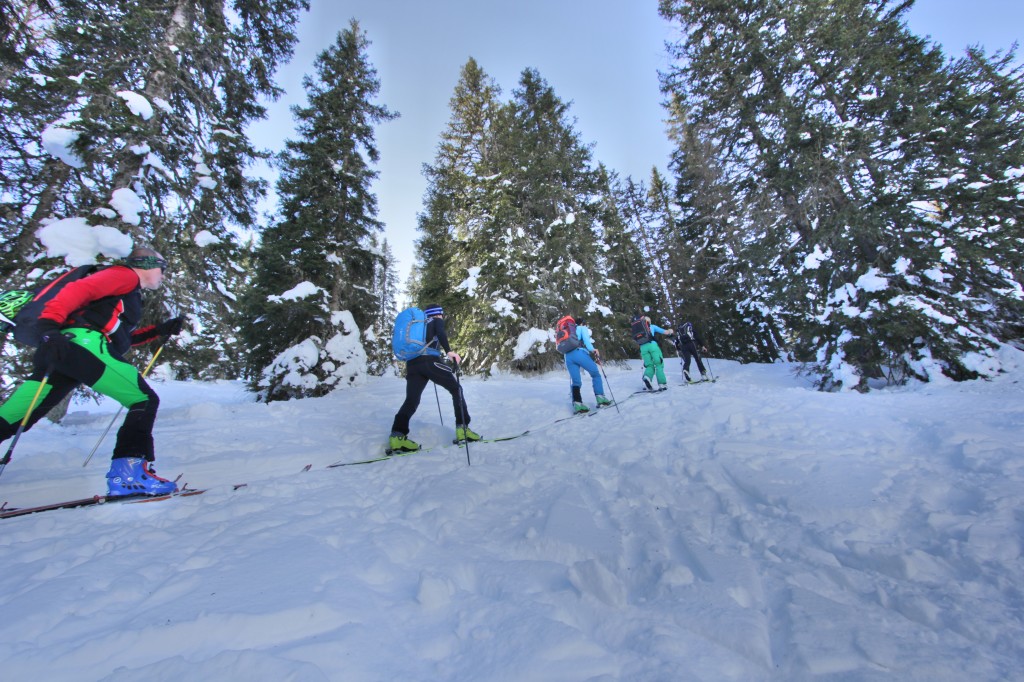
[2, 0, 1021, 403]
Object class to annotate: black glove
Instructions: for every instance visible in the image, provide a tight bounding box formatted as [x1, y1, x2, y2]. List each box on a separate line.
[38, 320, 72, 363]
[155, 316, 184, 337]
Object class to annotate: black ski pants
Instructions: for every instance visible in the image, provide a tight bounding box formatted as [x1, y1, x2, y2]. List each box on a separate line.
[390, 355, 470, 436]
[677, 340, 707, 376]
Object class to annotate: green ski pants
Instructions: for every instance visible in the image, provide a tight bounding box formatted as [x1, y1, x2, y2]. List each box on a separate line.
[640, 341, 667, 386]
[0, 328, 158, 460]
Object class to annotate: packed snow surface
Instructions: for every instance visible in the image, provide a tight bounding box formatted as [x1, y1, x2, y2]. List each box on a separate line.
[1, 354, 1022, 681]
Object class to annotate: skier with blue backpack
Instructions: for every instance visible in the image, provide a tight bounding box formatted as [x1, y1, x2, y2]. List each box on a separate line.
[554, 315, 612, 414]
[388, 304, 480, 453]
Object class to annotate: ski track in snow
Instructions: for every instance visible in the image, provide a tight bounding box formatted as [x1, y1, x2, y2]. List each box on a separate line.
[1, 356, 1022, 681]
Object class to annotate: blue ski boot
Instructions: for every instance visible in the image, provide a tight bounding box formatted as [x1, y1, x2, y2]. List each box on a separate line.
[106, 457, 178, 497]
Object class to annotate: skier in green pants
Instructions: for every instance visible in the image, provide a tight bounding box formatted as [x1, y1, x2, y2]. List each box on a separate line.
[629, 314, 674, 391]
[0, 247, 184, 496]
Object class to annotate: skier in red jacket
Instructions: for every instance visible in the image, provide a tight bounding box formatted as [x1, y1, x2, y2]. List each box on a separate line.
[0, 247, 184, 496]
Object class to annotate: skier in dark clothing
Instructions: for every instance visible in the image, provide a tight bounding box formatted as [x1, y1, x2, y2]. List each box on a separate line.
[673, 320, 709, 383]
[0, 247, 184, 495]
[388, 304, 480, 453]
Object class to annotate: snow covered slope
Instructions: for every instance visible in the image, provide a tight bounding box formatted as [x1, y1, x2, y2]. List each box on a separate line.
[1, 353, 1022, 681]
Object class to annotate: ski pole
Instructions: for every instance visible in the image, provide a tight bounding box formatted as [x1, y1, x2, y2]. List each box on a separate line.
[452, 361, 471, 466]
[433, 383, 444, 427]
[596, 355, 620, 414]
[0, 369, 52, 480]
[674, 342, 686, 381]
[83, 340, 166, 467]
[704, 354, 715, 382]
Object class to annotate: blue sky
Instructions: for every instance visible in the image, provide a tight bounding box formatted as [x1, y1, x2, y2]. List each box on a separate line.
[247, 0, 1022, 287]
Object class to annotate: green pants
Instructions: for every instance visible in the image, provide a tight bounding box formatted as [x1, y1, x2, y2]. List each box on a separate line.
[640, 341, 667, 386]
[0, 328, 158, 459]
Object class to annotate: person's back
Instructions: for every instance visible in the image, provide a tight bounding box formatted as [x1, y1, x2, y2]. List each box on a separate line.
[557, 315, 610, 413]
[633, 314, 673, 391]
[675, 320, 709, 382]
[388, 304, 480, 453]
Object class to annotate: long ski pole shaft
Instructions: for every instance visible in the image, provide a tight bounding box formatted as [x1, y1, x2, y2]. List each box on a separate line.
[454, 363, 470, 467]
[433, 383, 444, 427]
[0, 370, 52, 479]
[83, 341, 166, 467]
[597, 358, 620, 414]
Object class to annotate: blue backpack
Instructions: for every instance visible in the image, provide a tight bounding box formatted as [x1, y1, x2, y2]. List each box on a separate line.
[392, 307, 433, 361]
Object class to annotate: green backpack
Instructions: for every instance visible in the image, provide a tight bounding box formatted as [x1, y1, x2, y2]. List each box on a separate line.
[1, 265, 100, 346]
[0, 289, 34, 337]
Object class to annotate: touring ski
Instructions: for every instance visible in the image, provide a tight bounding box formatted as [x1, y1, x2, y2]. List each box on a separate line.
[330, 428, 534, 467]
[0, 486, 207, 520]
[452, 430, 530, 446]
[328, 448, 423, 468]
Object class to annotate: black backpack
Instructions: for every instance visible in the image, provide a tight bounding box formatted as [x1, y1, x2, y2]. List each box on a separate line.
[630, 315, 652, 345]
[11, 265, 100, 347]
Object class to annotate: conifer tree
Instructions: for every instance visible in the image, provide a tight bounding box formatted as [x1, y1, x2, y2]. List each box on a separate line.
[593, 167, 654, 357]
[659, 107, 784, 362]
[462, 68, 613, 373]
[365, 236, 400, 376]
[1, 0, 307, 381]
[240, 20, 397, 401]
[618, 175, 671, 314]
[659, 0, 1024, 388]
[413, 57, 502, 359]
[916, 48, 1024, 349]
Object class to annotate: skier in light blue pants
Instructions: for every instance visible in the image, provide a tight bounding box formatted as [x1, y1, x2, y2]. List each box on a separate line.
[557, 316, 612, 414]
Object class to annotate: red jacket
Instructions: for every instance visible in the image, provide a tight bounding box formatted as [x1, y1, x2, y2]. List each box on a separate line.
[41, 266, 158, 355]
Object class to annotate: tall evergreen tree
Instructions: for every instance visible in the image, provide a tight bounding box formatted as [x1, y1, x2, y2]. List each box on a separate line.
[1, 0, 307, 381]
[413, 57, 502, 339]
[916, 48, 1024, 348]
[659, 0, 1024, 389]
[593, 167, 654, 357]
[462, 68, 614, 373]
[414, 64, 622, 373]
[240, 20, 397, 401]
[659, 107, 784, 362]
[365, 236, 401, 376]
[617, 174, 671, 315]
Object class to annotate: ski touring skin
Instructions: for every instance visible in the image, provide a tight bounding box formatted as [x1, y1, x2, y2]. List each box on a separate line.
[0, 486, 208, 520]
[329, 430, 534, 467]
[331, 397, 627, 468]
[329, 399, 626, 468]
[0, 481, 249, 520]
[452, 430, 531, 446]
